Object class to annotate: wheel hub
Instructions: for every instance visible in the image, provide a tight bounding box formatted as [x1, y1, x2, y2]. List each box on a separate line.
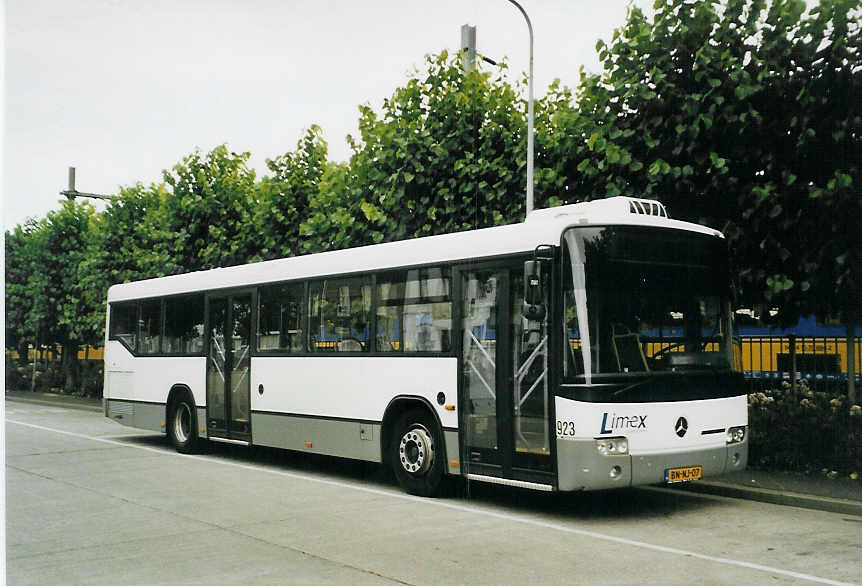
[174, 402, 191, 443]
[399, 426, 434, 475]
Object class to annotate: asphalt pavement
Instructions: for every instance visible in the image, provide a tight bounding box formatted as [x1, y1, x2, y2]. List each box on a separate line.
[6, 389, 861, 516]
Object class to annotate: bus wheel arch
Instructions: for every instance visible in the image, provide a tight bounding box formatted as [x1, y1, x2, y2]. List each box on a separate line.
[382, 397, 446, 497]
[166, 385, 202, 454]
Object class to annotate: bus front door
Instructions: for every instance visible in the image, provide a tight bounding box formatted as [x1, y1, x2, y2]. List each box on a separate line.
[206, 293, 253, 443]
[460, 264, 552, 484]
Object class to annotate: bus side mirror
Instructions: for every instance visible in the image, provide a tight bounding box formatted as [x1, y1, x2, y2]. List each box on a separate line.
[523, 260, 546, 321]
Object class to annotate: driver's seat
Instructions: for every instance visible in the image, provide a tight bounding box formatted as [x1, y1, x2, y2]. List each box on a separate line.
[612, 325, 649, 372]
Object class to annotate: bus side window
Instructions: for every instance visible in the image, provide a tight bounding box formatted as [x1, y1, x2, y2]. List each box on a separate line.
[139, 299, 162, 355]
[377, 267, 452, 353]
[164, 294, 205, 354]
[309, 276, 371, 353]
[258, 282, 305, 353]
[109, 301, 139, 353]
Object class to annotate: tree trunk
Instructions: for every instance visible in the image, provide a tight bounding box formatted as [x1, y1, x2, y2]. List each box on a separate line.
[17, 341, 29, 366]
[62, 341, 80, 394]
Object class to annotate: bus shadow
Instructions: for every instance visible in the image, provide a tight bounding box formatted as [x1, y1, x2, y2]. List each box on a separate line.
[118, 434, 725, 521]
[447, 480, 721, 521]
[121, 435, 399, 487]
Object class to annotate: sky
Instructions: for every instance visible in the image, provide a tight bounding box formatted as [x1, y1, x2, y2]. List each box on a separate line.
[3, 0, 652, 229]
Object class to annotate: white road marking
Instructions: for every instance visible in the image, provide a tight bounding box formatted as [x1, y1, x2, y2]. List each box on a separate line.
[7, 418, 857, 586]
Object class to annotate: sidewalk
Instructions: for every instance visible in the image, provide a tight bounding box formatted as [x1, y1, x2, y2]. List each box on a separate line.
[6, 389, 102, 412]
[671, 468, 862, 516]
[6, 390, 862, 515]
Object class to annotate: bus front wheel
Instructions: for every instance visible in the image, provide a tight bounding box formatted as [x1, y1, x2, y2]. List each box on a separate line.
[168, 394, 201, 454]
[390, 409, 444, 497]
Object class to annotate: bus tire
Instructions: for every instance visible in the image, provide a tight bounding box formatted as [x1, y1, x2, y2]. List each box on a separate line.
[168, 393, 201, 454]
[390, 408, 444, 497]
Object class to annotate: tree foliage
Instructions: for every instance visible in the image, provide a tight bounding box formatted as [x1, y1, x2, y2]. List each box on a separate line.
[78, 182, 176, 341]
[5, 201, 98, 388]
[309, 51, 566, 250]
[576, 0, 861, 323]
[4, 0, 859, 395]
[162, 145, 258, 272]
[42, 201, 100, 349]
[352, 52, 523, 241]
[249, 125, 329, 261]
[5, 219, 48, 355]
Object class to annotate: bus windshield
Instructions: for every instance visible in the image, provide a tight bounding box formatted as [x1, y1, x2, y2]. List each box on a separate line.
[562, 226, 740, 385]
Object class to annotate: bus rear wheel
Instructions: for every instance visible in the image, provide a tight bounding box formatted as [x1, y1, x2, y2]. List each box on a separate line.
[168, 394, 201, 454]
[390, 409, 444, 497]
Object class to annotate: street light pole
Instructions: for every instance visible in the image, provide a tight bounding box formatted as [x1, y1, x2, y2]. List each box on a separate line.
[60, 167, 113, 201]
[507, 0, 534, 217]
[461, 24, 477, 71]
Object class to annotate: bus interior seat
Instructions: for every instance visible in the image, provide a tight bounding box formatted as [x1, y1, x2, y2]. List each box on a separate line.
[612, 325, 649, 372]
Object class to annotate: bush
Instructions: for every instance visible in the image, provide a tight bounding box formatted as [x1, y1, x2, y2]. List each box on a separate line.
[748, 380, 862, 474]
[4, 355, 104, 397]
[5, 356, 31, 391]
[79, 360, 104, 398]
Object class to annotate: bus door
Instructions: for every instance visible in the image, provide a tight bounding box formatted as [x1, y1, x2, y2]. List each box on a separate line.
[459, 263, 552, 483]
[206, 292, 253, 443]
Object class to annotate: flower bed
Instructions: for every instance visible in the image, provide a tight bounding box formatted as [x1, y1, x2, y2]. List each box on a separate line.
[748, 380, 861, 475]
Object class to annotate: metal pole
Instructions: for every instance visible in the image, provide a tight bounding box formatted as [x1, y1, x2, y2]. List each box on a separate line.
[60, 166, 113, 201]
[461, 24, 476, 72]
[31, 322, 38, 392]
[507, 0, 534, 218]
[789, 334, 797, 394]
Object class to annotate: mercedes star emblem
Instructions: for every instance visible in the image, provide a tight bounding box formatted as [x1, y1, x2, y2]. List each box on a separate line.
[675, 416, 688, 437]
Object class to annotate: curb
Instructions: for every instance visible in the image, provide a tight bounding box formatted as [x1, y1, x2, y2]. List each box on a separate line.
[669, 480, 862, 517]
[5, 394, 103, 413]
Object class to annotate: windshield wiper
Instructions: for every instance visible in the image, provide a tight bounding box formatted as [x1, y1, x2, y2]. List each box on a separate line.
[612, 377, 654, 397]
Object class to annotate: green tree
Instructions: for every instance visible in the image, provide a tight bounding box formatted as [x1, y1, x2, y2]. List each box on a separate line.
[532, 78, 601, 203]
[78, 182, 177, 342]
[248, 126, 329, 261]
[573, 0, 860, 326]
[162, 145, 259, 271]
[10, 201, 98, 391]
[5, 219, 49, 363]
[315, 51, 562, 250]
[49, 201, 99, 391]
[298, 160, 352, 253]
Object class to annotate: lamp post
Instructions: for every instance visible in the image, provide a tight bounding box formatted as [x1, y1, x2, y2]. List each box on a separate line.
[507, 0, 534, 217]
[60, 167, 113, 201]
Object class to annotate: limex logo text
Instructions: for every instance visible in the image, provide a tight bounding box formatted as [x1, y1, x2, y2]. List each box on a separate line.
[600, 412, 647, 434]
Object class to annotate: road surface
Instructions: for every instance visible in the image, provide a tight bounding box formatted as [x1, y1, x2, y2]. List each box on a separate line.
[6, 400, 861, 585]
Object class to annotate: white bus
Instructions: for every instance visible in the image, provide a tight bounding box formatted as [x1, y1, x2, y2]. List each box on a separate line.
[104, 196, 748, 496]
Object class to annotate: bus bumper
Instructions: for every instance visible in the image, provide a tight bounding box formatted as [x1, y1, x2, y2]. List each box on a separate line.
[556, 438, 748, 491]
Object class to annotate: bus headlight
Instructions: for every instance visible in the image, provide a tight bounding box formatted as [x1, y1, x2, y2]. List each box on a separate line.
[726, 426, 746, 444]
[596, 437, 629, 456]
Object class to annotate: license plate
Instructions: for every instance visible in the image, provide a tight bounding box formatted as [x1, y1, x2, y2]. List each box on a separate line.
[665, 465, 703, 484]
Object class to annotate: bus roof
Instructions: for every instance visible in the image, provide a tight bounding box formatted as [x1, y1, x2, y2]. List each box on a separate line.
[107, 197, 722, 302]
